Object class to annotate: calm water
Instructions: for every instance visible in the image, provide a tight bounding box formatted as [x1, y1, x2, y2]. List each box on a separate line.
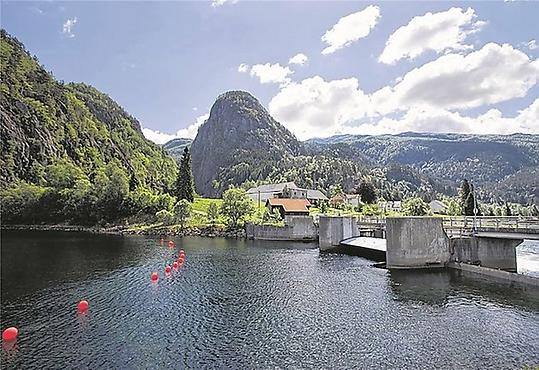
[1, 231, 538, 369]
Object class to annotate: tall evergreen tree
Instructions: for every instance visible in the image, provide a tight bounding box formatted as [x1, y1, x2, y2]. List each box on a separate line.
[460, 179, 475, 216]
[174, 147, 195, 202]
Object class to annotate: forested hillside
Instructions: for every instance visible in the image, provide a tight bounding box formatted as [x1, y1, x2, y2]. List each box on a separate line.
[0, 30, 178, 224]
[306, 133, 539, 204]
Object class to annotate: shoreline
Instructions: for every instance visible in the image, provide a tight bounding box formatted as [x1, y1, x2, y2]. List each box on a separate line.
[1, 224, 246, 238]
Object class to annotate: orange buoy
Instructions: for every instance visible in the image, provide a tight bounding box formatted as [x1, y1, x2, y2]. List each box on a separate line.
[151, 272, 159, 282]
[77, 300, 89, 313]
[165, 265, 171, 274]
[2, 327, 18, 342]
[173, 261, 178, 269]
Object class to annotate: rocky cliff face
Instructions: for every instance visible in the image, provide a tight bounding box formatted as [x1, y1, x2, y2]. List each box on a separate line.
[0, 30, 177, 190]
[190, 91, 302, 196]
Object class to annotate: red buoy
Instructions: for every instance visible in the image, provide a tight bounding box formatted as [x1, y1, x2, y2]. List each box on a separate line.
[151, 272, 159, 282]
[173, 261, 178, 269]
[2, 327, 18, 342]
[179, 249, 185, 254]
[160, 238, 164, 245]
[77, 300, 89, 313]
[168, 240, 174, 248]
[165, 265, 171, 274]
[178, 258, 184, 266]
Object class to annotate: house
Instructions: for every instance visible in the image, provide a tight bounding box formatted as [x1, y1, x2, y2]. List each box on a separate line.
[329, 193, 347, 207]
[429, 200, 448, 214]
[345, 194, 361, 207]
[247, 182, 297, 204]
[266, 198, 311, 218]
[247, 182, 328, 205]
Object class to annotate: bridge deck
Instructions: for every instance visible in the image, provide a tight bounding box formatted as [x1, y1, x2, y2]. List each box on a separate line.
[474, 232, 539, 240]
[340, 237, 387, 251]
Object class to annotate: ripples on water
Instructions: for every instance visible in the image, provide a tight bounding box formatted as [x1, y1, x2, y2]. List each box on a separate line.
[1, 231, 538, 369]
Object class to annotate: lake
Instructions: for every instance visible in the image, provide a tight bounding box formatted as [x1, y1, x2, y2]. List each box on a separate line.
[1, 231, 538, 369]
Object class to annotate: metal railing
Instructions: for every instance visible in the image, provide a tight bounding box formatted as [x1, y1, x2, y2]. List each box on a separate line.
[354, 215, 539, 237]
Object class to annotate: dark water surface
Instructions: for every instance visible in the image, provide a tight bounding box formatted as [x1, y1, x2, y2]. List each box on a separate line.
[1, 231, 538, 369]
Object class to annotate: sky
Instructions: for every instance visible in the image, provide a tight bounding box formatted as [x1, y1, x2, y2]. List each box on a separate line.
[2, 0, 538, 143]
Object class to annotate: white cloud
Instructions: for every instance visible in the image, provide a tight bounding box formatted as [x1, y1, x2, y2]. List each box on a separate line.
[528, 40, 538, 50]
[267, 43, 539, 139]
[372, 100, 539, 135]
[62, 17, 77, 38]
[288, 53, 309, 66]
[211, 0, 238, 7]
[176, 113, 209, 139]
[141, 128, 177, 145]
[377, 43, 539, 113]
[379, 7, 485, 64]
[142, 113, 209, 144]
[321, 5, 380, 55]
[249, 63, 293, 86]
[237, 63, 249, 73]
[268, 76, 370, 139]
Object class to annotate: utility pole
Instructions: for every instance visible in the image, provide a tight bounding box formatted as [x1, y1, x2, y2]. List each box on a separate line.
[472, 183, 478, 233]
[258, 190, 261, 209]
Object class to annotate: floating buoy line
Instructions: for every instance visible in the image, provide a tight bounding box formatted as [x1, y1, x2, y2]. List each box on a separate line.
[2, 237, 187, 346]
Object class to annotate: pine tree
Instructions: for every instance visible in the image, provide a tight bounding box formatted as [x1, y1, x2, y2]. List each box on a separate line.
[460, 179, 470, 211]
[460, 179, 475, 216]
[174, 147, 195, 202]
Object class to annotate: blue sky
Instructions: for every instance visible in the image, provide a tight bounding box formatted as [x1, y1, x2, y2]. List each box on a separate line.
[2, 1, 538, 142]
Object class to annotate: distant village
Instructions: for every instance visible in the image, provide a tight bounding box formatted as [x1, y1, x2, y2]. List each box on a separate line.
[246, 181, 448, 219]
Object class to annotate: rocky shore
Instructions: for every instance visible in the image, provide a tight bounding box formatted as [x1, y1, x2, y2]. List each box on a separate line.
[1, 224, 246, 238]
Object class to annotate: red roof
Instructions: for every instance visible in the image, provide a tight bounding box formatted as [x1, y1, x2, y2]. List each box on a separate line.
[266, 198, 311, 212]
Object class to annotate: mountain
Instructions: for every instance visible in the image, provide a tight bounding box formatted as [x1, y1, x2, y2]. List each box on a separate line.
[306, 132, 539, 204]
[187, 91, 447, 200]
[191, 91, 303, 196]
[0, 30, 177, 223]
[162, 137, 192, 158]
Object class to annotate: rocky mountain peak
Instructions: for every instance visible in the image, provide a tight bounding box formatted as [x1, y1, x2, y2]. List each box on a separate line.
[190, 90, 302, 196]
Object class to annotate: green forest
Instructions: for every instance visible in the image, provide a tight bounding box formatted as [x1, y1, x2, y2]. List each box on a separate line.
[1, 30, 178, 225]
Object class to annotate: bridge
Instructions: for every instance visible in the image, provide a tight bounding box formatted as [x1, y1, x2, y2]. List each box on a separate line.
[319, 215, 539, 272]
[353, 215, 539, 240]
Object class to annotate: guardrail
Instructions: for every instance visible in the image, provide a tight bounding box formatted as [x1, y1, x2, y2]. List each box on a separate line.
[355, 215, 539, 236]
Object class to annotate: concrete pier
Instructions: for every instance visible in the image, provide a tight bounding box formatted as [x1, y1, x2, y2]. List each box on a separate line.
[386, 217, 450, 269]
[319, 216, 358, 251]
[450, 236, 520, 272]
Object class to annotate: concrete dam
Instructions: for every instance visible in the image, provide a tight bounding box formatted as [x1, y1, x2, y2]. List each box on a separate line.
[319, 215, 539, 288]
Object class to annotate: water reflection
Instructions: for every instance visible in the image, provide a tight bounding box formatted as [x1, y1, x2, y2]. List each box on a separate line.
[388, 268, 539, 311]
[1, 231, 538, 369]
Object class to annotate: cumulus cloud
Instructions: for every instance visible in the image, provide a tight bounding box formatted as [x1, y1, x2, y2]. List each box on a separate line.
[267, 43, 539, 139]
[321, 5, 380, 55]
[373, 100, 539, 135]
[268, 76, 370, 139]
[249, 63, 293, 86]
[211, 0, 238, 7]
[62, 17, 78, 38]
[377, 43, 539, 113]
[141, 128, 177, 145]
[142, 113, 209, 144]
[176, 113, 209, 138]
[237, 63, 249, 73]
[288, 53, 308, 66]
[379, 7, 485, 64]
